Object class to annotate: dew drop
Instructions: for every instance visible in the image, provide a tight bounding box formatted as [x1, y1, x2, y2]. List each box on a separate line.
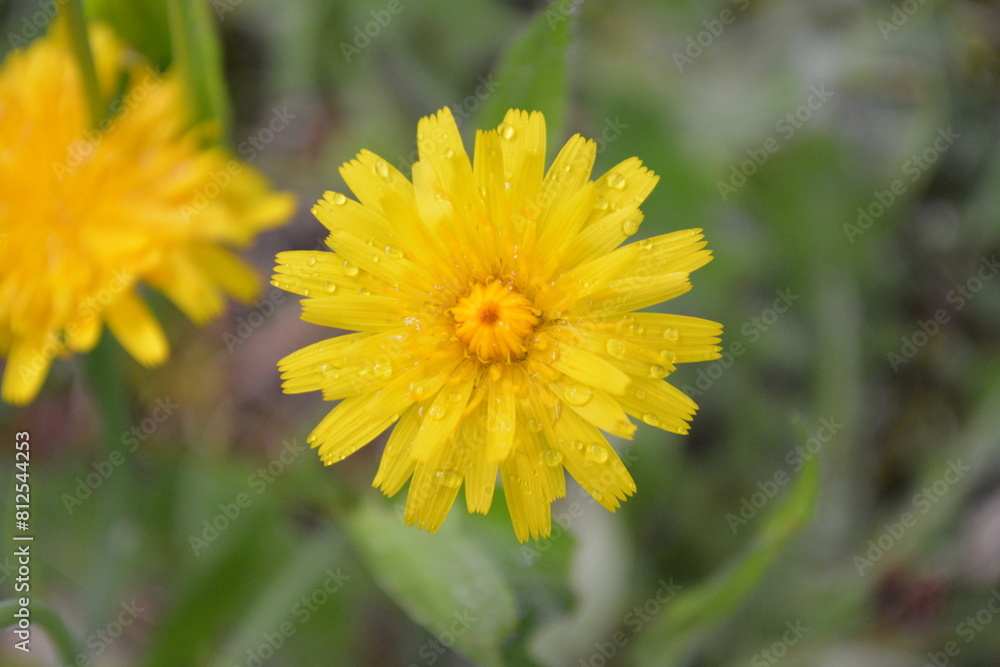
[443, 148, 454, 159]
[435, 469, 462, 488]
[638, 239, 653, 251]
[587, 444, 609, 463]
[605, 338, 626, 358]
[322, 281, 337, 294]
[370, 254, 380, 263]
[649, 364, 667, 379]
[499, 122, 515, 140]
[543, 449, 563, 467]
[428, 404, 446, 420]
[373, 361, 392, 379]
[449, 391, 465, 403]
[572, 440, 585, 451]
[357, 287, 370, 296]
[341, 260, 359, 276]
[642, 413, 660, 426]
[607, 172, 626, 189]
[594, 195, 608, 211]
[527, 419, 543, 433]
[660, 349, 676, 363]
[663, 328, 679, 342]
[634, 389, 647, 400]
[375, 160, 390, 179]
[331, 192, 347, 205]
[622, 219, 639, 235]
[385, 245, 404, 259]
[503, 169, 513, 181]
[563, 383, 593, 406]
[305, 256, 317, 266]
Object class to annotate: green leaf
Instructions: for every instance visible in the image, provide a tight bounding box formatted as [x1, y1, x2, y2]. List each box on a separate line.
[346, 499, 518, 667]
[167, 0, 232, 143]
[477, 3, 573, 152]
[633, 456, 821, 665]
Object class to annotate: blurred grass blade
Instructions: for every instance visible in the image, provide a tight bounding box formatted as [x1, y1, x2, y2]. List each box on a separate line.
[208, 528, 346, 667]
[167, 0, 231, 142]
[347, 499, 517, 667]
[0, 599, 79, 664]
[634, 456, 821, 665]
[476, 2, 573, 151]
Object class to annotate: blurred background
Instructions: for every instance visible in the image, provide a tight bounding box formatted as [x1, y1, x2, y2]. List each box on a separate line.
[3, 0, 1000, 665]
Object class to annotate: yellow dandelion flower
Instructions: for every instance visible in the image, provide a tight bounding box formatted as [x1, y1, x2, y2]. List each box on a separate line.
[276, 108, 721, 541]
[0, 22, 295, 404]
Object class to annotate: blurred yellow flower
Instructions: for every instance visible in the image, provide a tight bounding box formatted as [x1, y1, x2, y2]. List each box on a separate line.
[0, 22, 295, 404]
[276, 108, 721, 541]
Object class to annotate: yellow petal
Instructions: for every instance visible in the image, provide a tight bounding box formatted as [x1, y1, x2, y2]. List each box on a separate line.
[310, 387, 410, 464]
[104, 292, 168, 367]
[1, 336, 57, 405]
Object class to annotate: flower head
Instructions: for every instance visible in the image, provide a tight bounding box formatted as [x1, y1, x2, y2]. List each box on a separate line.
[0, 22, 295, 404]
[276, 108, 721, 541]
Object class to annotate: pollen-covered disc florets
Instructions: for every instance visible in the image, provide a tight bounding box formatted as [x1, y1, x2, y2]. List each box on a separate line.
[451, 281, 539, 362]
[276, 106, 722, 542]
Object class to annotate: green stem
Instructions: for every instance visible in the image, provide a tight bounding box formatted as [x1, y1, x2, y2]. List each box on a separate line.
[81, 332, 131, 629]
[0, 598, 79, 664]
[63, 0, 104, 128]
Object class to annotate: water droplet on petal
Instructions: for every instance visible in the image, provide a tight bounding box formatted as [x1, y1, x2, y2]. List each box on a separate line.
[373, 361, 392, 379]
[449, 392, 465, 403]
[428, 404, 446, 420]
[649, 364, 667, 379]
[606, 338, 626, 358]
[357, 287, 370, 296]
[341, 260, 359, 276]
[660, 349, 676, 363]
[499, 123, 515, 140]
[375, 160, 390, 179]
[572, 440, 585, 451]
[435, 469, 462, 488]
[385, 245, 404, 259]
[634, 389, 647, 399]
[305, 256, 317, 266]
[543, 449, 563, 466]
[638, 239, 653, 250]
[608, 172, 626, 189]
[331, 192, 347, 205]
[622, 219, 639, 235]
[563, 383, 593, 406]
[443, 148, 454, 158]
[527, 419, 543, 433]
[587, 444, 609, 463]
[642, 413, 660, 426]
[663, 328, 679, 342]
[322, 281, 337, 294]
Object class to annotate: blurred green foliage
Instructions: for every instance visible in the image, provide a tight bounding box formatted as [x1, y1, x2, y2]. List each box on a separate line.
[3, 0, 1000, 665]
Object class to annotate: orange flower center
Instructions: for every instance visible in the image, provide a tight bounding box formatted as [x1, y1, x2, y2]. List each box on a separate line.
[451, 281, 539, 362]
